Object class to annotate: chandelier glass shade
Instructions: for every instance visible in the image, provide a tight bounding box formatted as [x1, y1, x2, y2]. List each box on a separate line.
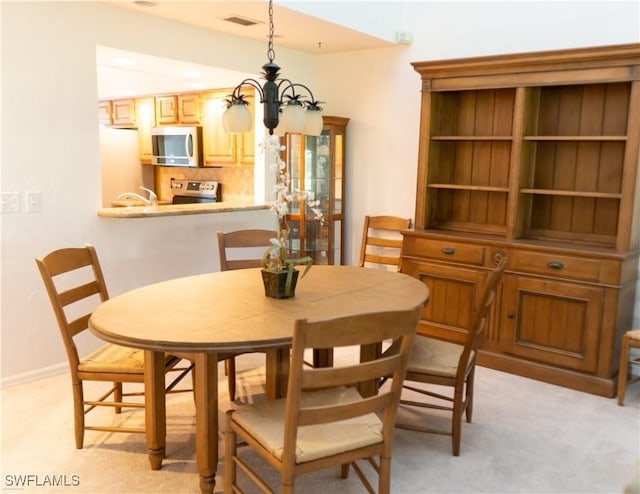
[223, 0, 324, 136]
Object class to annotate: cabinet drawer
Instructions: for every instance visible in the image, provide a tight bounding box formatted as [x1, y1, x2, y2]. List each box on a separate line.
[404, 237, 485, 266]
[513, 251, 601, 283]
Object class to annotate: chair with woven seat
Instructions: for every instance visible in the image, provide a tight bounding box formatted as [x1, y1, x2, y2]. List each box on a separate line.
[224, 305, 423, 494]
[396, 257, 507, 456]
[359, 215, 412, 271]
[617, 329, 640, 406]
[36, 244, 194, 449]
[311, 215, 413, 371]
[217, 229, 278, 400]
[310, 215, 413, 371]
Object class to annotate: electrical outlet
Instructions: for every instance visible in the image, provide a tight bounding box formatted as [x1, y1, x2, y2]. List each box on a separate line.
[26, 191, 42, 213]
[1, 192, 20, 213]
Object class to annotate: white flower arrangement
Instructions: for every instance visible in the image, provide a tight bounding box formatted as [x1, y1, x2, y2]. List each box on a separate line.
[261, 135, 323, 222]
[259, 135, 323, 295]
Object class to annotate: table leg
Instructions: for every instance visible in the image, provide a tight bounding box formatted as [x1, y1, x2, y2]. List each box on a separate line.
[144, 350, 166, 470]
[312, 348, 334, 368]
[265, 347, 289, 400]
[358, 343, 382, 397]
[194, 353, 218, 494]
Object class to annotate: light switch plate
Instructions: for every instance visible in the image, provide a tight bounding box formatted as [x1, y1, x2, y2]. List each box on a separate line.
[26, 191, 42, 213]
[1, 192, 20, 213]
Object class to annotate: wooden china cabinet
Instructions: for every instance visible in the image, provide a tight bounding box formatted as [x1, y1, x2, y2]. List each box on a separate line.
[402, 44, 640, 397]
[282, 116, 349, 265]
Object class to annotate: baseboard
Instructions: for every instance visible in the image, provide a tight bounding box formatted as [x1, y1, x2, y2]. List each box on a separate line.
[1, 362, 67, 388]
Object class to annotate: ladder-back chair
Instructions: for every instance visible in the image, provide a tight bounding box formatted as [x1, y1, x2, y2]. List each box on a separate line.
[396, 257, 507, 455]
[217, 229, 279, 400]
[224, 305, 424, 494]
[359, 215, 412, 271]
[36, 244, 193, 448]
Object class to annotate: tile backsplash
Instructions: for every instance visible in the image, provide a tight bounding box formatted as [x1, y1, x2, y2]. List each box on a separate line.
[155, 165, 254, 204]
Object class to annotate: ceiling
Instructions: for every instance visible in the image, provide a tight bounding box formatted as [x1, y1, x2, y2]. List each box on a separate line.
[97, 1, 394, 99]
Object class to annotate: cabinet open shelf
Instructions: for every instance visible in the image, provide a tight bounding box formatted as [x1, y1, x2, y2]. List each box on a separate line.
[432, 136, 513, 141]
[520, 189, 622, 199]
[523, 136, 627, 141]
[429, 184, 510, 192]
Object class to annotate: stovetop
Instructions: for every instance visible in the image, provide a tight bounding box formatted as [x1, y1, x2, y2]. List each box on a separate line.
[170, 179, 221, 203]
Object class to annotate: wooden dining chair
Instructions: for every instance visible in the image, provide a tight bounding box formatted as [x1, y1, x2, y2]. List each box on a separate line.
[217, 229, 278, 400]
[36, 244, 193, 449]
[617, 329, 640, 406]
[396, 257, 507, 456]
[224, 305, 423, 494]
[310, 215, 414, 371]
[359, 215, 412, 271]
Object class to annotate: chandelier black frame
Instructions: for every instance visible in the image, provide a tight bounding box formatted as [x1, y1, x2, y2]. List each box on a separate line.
[223, 0, 324, 136]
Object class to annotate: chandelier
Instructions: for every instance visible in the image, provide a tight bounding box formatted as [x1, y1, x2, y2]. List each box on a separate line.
[222, 0, 324, 136]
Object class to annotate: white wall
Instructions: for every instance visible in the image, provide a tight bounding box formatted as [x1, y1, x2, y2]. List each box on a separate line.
[2, 1, 639, 382]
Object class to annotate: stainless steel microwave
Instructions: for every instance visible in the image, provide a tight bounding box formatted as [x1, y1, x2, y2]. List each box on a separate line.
[150, 126, 203, 167]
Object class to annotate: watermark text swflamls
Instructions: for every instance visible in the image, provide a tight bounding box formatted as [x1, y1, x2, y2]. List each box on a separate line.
[4, 474, 80, 489]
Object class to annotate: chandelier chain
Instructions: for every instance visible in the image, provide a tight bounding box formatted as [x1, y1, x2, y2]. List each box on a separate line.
[267, 0, 275, 63]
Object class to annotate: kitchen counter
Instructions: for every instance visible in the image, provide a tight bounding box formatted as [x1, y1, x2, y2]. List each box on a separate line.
[98, 202, 270, 218]
[110, 199, 172, 207]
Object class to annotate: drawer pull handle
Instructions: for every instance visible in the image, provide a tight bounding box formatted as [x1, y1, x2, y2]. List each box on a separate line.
[441, 247, 455, 255]
[547, 261, 564, 270]
[507, 312, 515, 319]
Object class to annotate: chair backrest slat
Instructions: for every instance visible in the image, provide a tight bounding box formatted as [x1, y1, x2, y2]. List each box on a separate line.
[297, 393, 393, 427]
[58, 280, 102, 307]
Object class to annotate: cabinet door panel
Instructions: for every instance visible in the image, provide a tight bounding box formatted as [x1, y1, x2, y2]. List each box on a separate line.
[156, 95, 179, 125]
[501, 275, 602, 372]
[178, 93, 201, 124]
[202, 91, 236, 165]
[112, 99, 135, 126]
[135, 97, 155, 164]
[98, 100, 112, 125]
[401, 259, 485, 344]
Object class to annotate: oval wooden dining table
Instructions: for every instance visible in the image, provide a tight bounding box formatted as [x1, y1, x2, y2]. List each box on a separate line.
[89, 265, 429, 494]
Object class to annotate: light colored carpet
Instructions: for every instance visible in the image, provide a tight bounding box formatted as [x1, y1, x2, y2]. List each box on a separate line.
[2, 350, 639, 494]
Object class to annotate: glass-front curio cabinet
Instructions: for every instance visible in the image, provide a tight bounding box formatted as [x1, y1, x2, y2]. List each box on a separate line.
[283, 116, 349, 265]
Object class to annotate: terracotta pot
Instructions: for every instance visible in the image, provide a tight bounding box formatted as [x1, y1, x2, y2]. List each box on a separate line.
[261, 268, 299, 299]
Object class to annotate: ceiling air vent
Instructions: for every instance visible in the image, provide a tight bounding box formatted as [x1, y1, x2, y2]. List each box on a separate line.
[224, 16, 259, 27]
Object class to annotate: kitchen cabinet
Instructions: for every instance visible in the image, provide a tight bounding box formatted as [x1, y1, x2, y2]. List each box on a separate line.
[98, 100, 112, 125]
[112, 98, 136, 126]
[404, 44, 640, 397]
[98, 98, 136, 127]
[201, 87, 256, 166]
[155, 92, 201, 125]
[98, 97, 155, 164]
[282, 116, 349, 265]
[134, 97, 155, 164]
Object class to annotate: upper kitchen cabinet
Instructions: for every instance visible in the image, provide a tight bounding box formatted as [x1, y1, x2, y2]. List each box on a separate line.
[405, 44, 640, 397]
[98, 100, 113, 126]
[201, 87, 256, 167]
[155, 92, 201, 125]
[134, 97, 155, 164]
[283, 116, 349, 266]
[98, 98, 136, 127]
[98, 97, 156, 164]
